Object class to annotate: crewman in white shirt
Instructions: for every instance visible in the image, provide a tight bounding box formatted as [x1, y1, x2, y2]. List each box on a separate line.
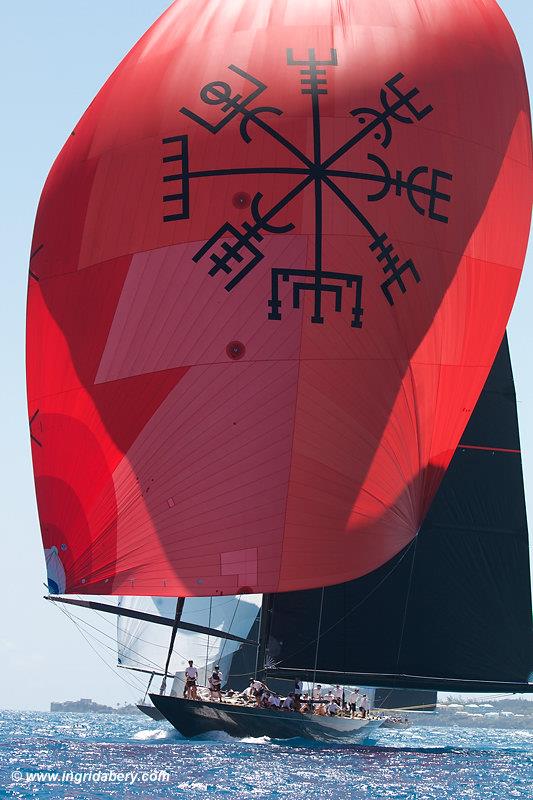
[312, 684, 323, 701]
[251, 678, 265, 703]
[348, 689, 360, 718]
[242, 680, 255, 701]
[282, 693, 295, 710]
[268, 693, 281, 708]
[184, 660, 199, 700]
[326, 700, 342, 716]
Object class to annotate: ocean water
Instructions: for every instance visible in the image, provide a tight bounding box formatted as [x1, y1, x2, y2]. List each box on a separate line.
[1, 711, 531, 799]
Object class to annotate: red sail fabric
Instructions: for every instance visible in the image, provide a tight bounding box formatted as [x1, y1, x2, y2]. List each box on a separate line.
[26, 0, 531, 597]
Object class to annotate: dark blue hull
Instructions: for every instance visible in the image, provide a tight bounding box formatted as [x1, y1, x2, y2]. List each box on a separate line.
[150, 694, 382, 743]
[137, 703, 165, 721]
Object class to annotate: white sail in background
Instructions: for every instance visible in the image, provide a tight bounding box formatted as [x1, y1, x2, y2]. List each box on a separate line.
[116, 595, 262, 693]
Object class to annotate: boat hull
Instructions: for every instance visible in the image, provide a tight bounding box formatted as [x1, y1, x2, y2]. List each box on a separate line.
[137, 703, 165, 721]
[149, 694, 382, 743]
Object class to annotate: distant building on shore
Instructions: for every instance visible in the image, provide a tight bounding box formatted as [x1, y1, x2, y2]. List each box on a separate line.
[50, 698, 140, 715]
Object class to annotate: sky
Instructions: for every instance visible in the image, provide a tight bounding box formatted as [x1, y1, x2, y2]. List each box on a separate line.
[0, 1, 531, 711]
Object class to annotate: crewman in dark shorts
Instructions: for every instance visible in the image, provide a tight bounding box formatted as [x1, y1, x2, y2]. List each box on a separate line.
[348, 688, 360, 718]
[208, 665, 223, 701]
[184, 659, 198, 699]
[359, 693, 369, 718]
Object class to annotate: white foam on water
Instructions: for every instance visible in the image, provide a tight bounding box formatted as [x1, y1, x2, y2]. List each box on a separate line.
[239, 735, 272, 745]
[192, 731, 273, 745]
[132, 728, 171, 740]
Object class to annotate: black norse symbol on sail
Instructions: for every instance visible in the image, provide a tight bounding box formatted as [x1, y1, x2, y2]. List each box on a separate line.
[162, 50, 452, 326]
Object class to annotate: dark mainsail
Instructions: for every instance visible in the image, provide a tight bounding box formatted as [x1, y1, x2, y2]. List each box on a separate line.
[265, 335, 533, 693]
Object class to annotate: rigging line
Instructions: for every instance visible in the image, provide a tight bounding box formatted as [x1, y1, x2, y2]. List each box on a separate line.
[273, 537, 419, 667]
[56, 603, 168, 676]
[60, 612, 152, 691]
[376, 687, 395, 709]
[205, 596, 213, 681]
[254, 599, 265, 680]
[393, 533, 420, 680]
[54, 603, 145, 697]
[311, 587, 325, 698]
[81, 597, 192, 661]
[68, 603, 170, 668]
[379, 702, 437, 711]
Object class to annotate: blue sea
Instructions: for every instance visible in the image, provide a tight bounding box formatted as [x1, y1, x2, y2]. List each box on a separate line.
[1, 711, 531, 799]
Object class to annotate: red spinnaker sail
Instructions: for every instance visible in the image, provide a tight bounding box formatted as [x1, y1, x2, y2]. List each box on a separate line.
[27, 0, 532, 597]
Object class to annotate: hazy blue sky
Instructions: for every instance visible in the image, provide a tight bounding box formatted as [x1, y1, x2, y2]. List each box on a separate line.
[1, 1, 531, 711]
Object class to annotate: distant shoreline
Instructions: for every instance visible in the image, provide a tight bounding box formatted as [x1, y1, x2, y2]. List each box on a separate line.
[38, 697, 533, 730]
[49, 699, 141, 716]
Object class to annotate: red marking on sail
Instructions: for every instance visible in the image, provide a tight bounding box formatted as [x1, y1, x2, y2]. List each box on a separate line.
[458, 444, 521, 454]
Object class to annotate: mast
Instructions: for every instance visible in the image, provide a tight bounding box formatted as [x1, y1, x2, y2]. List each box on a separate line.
[254, 594, 272, 680]
[159, 597, 185, 694]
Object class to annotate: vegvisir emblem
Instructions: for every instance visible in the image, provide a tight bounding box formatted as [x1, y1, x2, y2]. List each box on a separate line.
[162, 49, 452, 327]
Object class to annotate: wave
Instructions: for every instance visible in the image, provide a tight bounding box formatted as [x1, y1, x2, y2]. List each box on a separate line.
[132, 728, 174, 741]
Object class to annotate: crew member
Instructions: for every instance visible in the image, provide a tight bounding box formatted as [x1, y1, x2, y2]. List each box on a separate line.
[359, 693, 369, 718]
[333, 684, 343, 707]
[251, 678, 268, 705]
[208, 665, 223, 701]
[299, 695, 312, 714]
[241, 680, 255, 701]
[282, 693, 295, 711]
[268, 693, 281, 709]
[312, 684, 323, 702]
[326, 699, 342, 716]
[348, 688, 360, 719]
[184, 659, 198, 700]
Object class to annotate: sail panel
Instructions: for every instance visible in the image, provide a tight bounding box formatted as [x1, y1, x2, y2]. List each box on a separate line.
[27, 0, 531, 597]
[117, 594, 261, 688]
[265, 336, 533, 690]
